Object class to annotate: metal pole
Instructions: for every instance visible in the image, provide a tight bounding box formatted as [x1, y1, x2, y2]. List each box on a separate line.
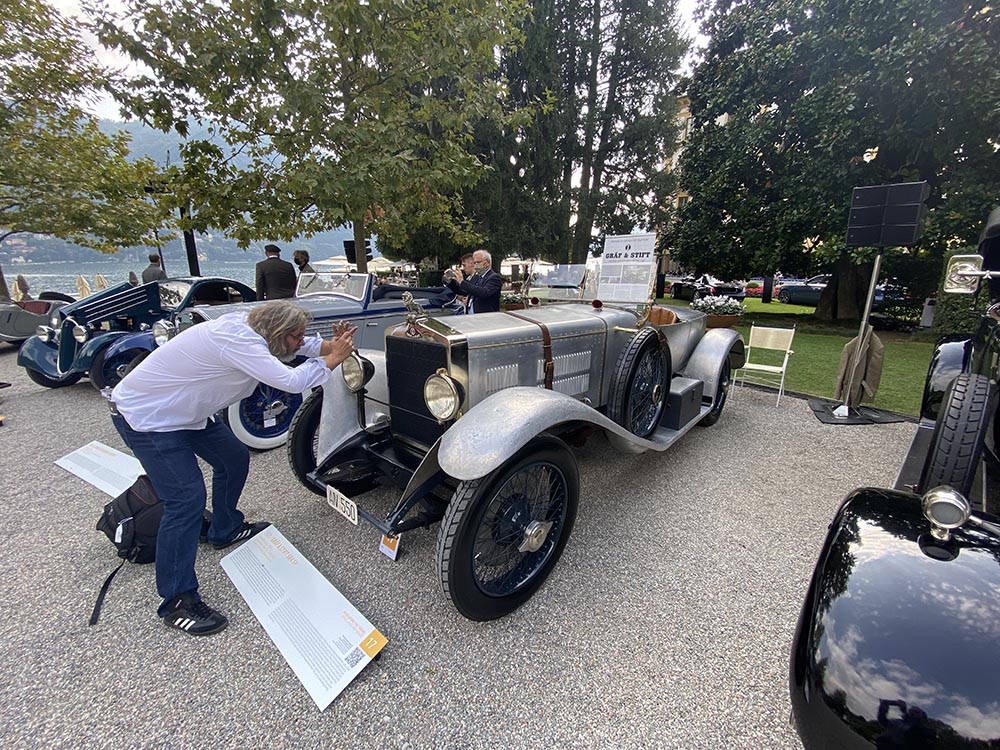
[833, 250, 883, 418]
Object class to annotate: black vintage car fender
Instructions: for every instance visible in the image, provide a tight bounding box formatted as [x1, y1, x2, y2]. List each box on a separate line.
[791, 488, 1000, 749]
[919, 335, 975, 422]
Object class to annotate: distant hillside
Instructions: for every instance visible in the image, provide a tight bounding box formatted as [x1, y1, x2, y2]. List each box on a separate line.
[1, 120, 367, 264]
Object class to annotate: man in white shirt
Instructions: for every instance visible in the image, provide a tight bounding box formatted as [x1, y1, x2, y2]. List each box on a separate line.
[110, 300, 357, 636]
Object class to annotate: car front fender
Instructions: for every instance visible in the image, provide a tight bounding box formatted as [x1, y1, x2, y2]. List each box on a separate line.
[16, 335, 59, 375]
[74, 331, 137, 372]
[437, 387, 683, 482]
[317, 349, 389, 464]
[102, 331, 156, 361]
[919, 335, 973, 422]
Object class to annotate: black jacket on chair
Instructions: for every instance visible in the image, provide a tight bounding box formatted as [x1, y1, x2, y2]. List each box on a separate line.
[255, 257, 297, 299]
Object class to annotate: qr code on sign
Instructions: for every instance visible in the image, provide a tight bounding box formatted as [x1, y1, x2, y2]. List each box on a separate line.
[345, 648, 364, 668]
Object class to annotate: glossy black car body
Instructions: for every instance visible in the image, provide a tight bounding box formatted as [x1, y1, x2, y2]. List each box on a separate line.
[791, 488, 1000, 749]
[669, 274, 745, 301]
[791, 207, 1000, 749]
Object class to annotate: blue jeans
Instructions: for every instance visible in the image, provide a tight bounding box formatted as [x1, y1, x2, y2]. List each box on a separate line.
[111, 414, 250, 615]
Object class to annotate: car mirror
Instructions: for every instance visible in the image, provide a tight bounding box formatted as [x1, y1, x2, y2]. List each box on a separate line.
[944, 254, 984, 294]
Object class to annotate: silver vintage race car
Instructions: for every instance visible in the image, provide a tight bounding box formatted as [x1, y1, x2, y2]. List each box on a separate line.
[287, 295, 745, 620]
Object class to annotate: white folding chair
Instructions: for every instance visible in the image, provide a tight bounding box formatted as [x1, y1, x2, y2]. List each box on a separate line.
[735, 325, 795, 405]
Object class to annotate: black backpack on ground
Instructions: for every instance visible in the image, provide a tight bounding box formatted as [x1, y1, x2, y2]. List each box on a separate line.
[90, 475, 163, 625]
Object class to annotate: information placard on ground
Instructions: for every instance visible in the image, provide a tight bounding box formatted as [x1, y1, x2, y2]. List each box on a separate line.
[598, 233, 657, 303]
[55, 440, 143, 497]
[220, 525, 387, 710]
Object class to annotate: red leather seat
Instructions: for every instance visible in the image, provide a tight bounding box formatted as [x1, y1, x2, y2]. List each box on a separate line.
[16, 300, 50, 315]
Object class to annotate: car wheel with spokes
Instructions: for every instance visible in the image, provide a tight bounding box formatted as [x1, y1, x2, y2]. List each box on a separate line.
[223, 383, 303, 450]
[89, 347, 146, 390]
[607, 328, 669, 438]
[699, 364, 731, 427]
[436, 436, 579, 621]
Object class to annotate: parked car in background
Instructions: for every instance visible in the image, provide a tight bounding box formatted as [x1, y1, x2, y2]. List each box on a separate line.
[776, 274, 830, 305]
[286, 297, 745, 621]
[113, 271, 461, 449]
[0, 292, 75, 345]
[669, 274, 745, 301]
[17, 277, 255, 389]
[790, 207, 1000, 750]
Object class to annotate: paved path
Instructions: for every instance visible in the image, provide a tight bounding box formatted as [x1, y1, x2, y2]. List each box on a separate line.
[0, 343, 915, 749]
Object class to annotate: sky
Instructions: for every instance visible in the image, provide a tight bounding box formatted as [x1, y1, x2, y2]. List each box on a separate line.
[52, 0, 706, 122]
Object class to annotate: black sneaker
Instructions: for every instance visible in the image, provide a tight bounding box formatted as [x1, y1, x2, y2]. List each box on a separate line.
[162, 594, 228, 636]
[212, 521, 271, 550]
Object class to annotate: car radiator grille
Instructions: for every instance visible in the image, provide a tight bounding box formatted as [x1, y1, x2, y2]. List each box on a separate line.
[385, 336, 449, 447]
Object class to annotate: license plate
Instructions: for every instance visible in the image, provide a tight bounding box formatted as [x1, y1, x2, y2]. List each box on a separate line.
[326, 485, 358, 525]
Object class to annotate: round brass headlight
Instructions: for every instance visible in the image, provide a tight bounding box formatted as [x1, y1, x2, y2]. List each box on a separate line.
[424, 370, 463, 421]
[342, 352, 374, 392]
[922, 486, 970, 530]
[153, 320, 175, 346]
[72, 324, 89, 343]
[36, 325, 54, 343]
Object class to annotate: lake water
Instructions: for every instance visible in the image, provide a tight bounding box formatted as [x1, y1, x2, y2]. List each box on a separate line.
[5, 257, 263, 298]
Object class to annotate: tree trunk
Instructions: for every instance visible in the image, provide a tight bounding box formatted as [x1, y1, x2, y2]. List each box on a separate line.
[815, 256, 874, 320]
[353, 216, 368, 274]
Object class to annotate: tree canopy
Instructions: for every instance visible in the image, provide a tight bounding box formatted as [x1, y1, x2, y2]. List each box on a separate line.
[671, 0, 1000, 317]
[383, 0, 687, 267]
[91, 0, 528, 272]
[1, 0, 164, 298]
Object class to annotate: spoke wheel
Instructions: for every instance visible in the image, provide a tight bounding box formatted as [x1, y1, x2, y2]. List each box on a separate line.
[918, 373, 992, 496]
[437, 437, 579, 621]
[223, 383, 303, 450]
[287, 388, 324, 495]
[89, 347, 145, 390]
[699, 364, 732, 427]
[778, 289, 791, 303]
[607, 328, 669, 438]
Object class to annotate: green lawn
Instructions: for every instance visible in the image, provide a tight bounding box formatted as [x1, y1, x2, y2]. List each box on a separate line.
[658, 297, 933, 416]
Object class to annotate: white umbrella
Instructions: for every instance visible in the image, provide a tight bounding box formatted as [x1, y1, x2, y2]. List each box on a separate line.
[313, 255, 350, 267]
[75, 275, 91, 298]
[94, 273, 109, 291]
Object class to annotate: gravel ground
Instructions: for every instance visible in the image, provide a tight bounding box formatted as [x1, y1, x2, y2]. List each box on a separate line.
[0, 342, 915, 749]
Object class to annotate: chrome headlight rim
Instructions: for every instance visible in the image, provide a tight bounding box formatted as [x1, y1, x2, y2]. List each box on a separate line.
[36, 325, 54, 343]
[152, 320, 175, 347]
[424, 370, 463, 422]
[72, 324, 89, 344]
[341, 351, 374, 392]
[922, 485, 971, 540]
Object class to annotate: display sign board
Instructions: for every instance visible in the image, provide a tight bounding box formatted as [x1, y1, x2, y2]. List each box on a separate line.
[55, 440, 143, 497]
[846, 181, 930, 248]
[221, 526, 387, 710]
[597, 233, 658, 303]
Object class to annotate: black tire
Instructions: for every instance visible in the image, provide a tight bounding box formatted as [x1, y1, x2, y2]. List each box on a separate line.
[436, 437, 579, 621]
[287, 388, 325, 496]
[918, 373, 992, 496]
[778, 289, 791, 304]
[38, 291, 75, 303]
[24, 367, 82, 388]
[607, 328, 669, 438]
[699, 364, 732, 427]
[670, 285, 681, 299]
[89, 347, 146, 390]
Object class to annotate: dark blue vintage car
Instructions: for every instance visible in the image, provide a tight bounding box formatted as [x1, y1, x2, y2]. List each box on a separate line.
[17, 277, 255, 389]
[101, 271, 460, 450]
[790, 207, 1000, 749]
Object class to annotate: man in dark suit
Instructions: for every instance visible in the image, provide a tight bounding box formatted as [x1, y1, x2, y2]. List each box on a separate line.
[255, 244, 297, 300]
[141, 253, 168, 283]
[444, 249, 501, 313]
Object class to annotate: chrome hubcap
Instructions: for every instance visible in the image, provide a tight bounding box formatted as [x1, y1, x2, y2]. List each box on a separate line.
[518, 520, 553, 553]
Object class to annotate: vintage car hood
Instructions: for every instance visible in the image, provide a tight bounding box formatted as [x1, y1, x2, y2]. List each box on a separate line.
[416, 304, 637, 348]
[791, 488, 1000, 748]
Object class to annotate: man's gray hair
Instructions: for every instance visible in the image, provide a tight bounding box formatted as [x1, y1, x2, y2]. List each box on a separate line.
[475, 249, 492, 264]
[247, 300, 312, 359]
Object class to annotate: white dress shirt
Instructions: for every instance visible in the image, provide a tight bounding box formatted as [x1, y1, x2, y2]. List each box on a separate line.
[111, 312, 333, 432]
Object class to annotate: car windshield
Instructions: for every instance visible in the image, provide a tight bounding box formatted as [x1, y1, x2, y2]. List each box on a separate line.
[527, 264, 593, 301]
[158, 280, 195, 310]
[807, 275, 830, 285]
[296, 272, 369, 300]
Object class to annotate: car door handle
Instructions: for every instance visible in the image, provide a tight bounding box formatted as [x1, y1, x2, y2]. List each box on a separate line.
[366, 321, 380, 326]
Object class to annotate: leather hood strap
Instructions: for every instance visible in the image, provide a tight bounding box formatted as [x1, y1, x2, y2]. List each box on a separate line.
[503, 310, 554, 389]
